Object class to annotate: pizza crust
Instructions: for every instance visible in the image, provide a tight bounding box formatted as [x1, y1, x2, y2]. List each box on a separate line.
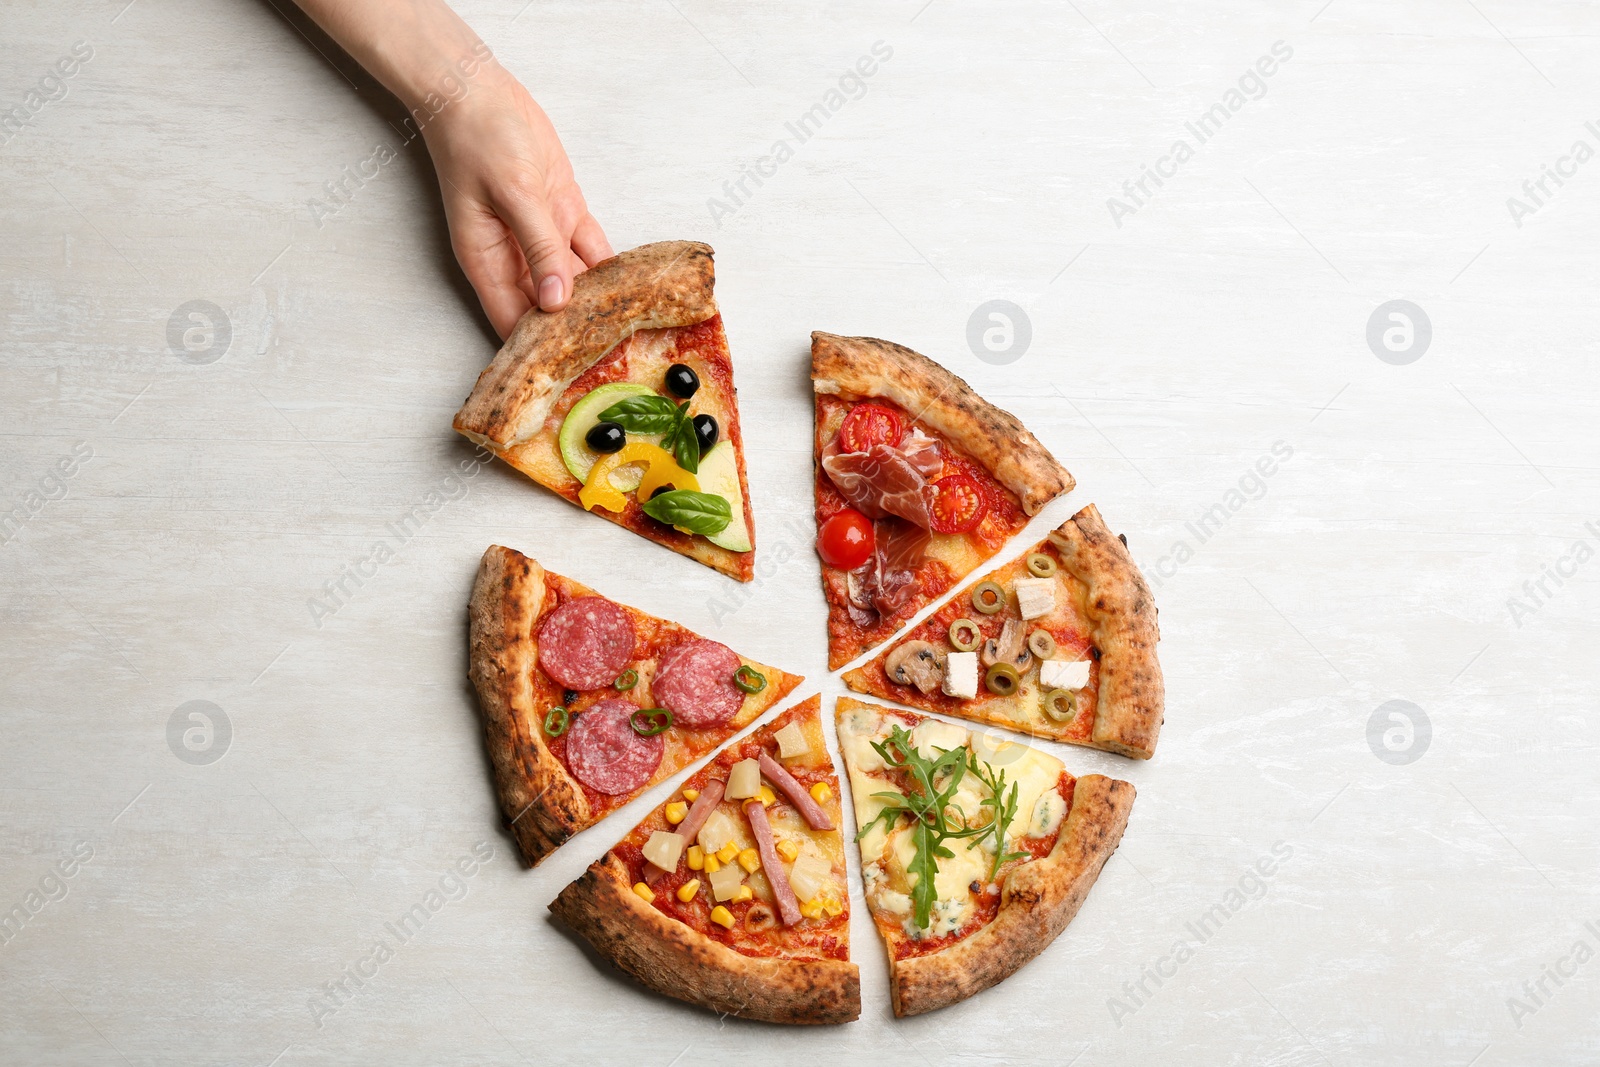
[467, 545, 592, 866]
[455, 241, 717, 449]
[1049, 503, 1164, 760]
[810, 332, 1074, 515]
[550, 853, 862, 1025]
[889, 774, 1134, 1017]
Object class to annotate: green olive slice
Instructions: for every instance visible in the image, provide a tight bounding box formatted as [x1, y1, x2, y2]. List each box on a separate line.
[948, 618, 982, 652]
[972, 581, 1006, 615]
[1027, 629, 1057, 660]
[1042, 688, 1077, 722]
[985, 662, 1021, 696]
[1027, 553, 1057, 578]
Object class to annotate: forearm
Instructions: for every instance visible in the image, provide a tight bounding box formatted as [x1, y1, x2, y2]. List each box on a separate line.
[290, 0, 503, 112]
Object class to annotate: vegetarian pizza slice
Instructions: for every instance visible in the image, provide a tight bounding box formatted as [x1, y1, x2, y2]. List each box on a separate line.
[455, 241, 759, 581]
[836, 697, 1134, 1017]
[842, 504, 1164, 760]
[811, 332, 1074, 669]
[551, 695, 860, 1025]
[467, 544, 801, 867]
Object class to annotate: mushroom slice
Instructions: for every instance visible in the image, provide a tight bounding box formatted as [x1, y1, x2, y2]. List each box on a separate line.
[980, 618, 1033, 673]
[884, 640, 945, 695]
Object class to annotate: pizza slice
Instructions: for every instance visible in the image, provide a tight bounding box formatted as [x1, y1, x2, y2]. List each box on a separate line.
[550, 695, 860, 1024]
[842, 504, 1164, 760]
[455, 241, 759, 581]
[836, 697, 1133, 1017]
[467, 544, 802, 867]
[811, 332, 1074, 669]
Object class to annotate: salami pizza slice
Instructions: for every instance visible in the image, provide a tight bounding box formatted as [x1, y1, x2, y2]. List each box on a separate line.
[842, 504, 1164, 759]
[467, 544, 802, 867]
[551, 695, 860, 1024]
[455, 241, 760, 581]
[836, 697, 1133, 1017]
[811, 332, 1074, 669]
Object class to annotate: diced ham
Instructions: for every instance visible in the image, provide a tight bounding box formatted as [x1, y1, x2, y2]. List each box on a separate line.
[743, 799, 802, 927]
[758, 753, 834, 831]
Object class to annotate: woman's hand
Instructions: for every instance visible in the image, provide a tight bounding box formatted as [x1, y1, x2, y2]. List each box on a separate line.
[424, 71, 612, 338]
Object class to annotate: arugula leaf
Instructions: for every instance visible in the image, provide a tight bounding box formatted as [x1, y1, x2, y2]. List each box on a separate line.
[965, 752, 1029, 880]
[598, 395, 678, 435]
[640, 489, 730, 535]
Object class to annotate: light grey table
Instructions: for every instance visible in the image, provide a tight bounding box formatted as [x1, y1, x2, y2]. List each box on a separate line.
[3, 1, 1596, 1064]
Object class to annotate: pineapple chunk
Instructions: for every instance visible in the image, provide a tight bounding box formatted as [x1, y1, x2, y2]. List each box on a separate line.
[725, 758, 762, 800]
[708, 863, 745, 902]
[641, 831, 685, 871]
[774, 721, 810, 759]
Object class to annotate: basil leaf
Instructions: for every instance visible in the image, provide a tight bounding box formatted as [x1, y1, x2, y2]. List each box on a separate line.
[598, 395, 678, 434]
[672, 401, 700, 474]
[640, 489, 730, 535]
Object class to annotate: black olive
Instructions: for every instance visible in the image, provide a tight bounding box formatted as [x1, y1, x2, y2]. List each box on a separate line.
[563, 689, 578, 704]
[665, 363, 699, 399]
[585, 421, 625, 453]
[692, 413, 719, 452]
[650, 485, 673, 500]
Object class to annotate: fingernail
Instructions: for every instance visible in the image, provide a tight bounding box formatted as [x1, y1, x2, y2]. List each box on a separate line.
[538, 275, 564, 310]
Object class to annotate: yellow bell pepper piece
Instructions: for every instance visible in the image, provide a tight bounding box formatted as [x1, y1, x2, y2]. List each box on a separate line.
[579, 442, 698, 514]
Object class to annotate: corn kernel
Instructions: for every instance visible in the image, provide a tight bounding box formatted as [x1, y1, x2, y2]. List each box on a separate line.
[823, 898, 844, 918]
[776, 839, 800, 863]
[703, 854, 722, 874]
[709, 905, 735, 929]
[799, 898, 824, 919]
[632, 882, 655, 903]
[682, 788, 699, 802]
[810, 782, 832, 804]
[716, 842, 738, 864]
[676, 879, 701, 903]
[737, 848, 761, 874]
[758, 785, 777, 806]
[664, 801, 688, 825]
[733, 885, 754, 903]
[686, 845, 704, 871]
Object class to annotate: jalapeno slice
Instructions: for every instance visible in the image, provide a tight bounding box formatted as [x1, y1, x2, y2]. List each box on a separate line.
[985, 663, 1020, 696]
[614, 668, 639, 690]
[948, 618, 982, 652]
[972, 581, 1006, 615]
[631, 707, 673, 736]
[543, 706, 570, 737]
[1027, 553, 1057, 578]
[1042, 688, 1077, 722]
[1027, 629, 1057, 660]
[733, 665, 767, 693]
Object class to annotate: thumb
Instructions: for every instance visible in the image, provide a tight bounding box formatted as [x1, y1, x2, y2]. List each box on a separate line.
[493, 187, 576, 312]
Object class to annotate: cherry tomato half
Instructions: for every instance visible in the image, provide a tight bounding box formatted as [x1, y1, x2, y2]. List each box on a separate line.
[817, 509, 875, 569]
[837, 402, 904, 453]
[928, 473, 987, 534]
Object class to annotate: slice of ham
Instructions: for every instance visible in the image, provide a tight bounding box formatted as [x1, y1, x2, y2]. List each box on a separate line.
[643, 778, 727, 883]
[758, 753, 834, 831]
[820, 429, 944, 528]
[846, 518, 929, 625]
[743, 799, 802, 927]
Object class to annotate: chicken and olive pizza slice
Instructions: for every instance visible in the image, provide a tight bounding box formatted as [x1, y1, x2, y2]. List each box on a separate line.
[550, 695, 860, 1024]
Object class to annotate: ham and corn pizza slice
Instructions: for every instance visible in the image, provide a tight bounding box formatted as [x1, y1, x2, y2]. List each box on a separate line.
[468, 545, 801, 868]
[550, 696, 860, 1025]
[811, 332, 1074, 669]
[836, 697, 1133, 1017]
[455, 241, 760, 581]
[842, 504, 1164, 760]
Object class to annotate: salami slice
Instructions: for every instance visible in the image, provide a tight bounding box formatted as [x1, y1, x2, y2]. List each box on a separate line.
[651, 638, 745, 729]
[537, 596, 635, 691]
[564, 699, 662, 795]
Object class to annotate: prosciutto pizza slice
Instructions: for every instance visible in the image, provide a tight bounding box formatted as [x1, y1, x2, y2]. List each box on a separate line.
[551, 695, 860, 1024]
[467, 544, 801, 867]
[842, 504, 1164, 760]
[836, 697, 1133, 1017]
[455, 241, 759, 581]
[811, 332, 1074, 669]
